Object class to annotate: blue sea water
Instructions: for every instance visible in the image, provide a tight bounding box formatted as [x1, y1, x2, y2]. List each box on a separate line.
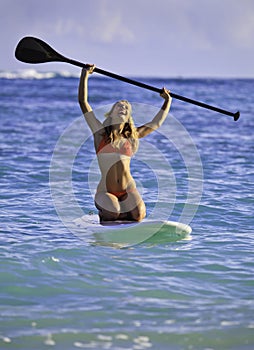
[0, 69, 253, 349]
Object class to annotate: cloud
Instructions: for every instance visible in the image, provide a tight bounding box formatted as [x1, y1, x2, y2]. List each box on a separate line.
[1, 0, 254, 76]
[230, 11, 254, 49]
[92, 1, 135, 44]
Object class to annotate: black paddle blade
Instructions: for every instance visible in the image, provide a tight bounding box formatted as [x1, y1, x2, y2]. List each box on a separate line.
[15, 36, 65, 64]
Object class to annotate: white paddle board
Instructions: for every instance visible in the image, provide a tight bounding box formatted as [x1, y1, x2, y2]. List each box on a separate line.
[74, 215, 192, 248]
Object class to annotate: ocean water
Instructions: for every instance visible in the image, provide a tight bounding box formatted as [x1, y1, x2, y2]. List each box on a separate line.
[1, 69, 253, 349]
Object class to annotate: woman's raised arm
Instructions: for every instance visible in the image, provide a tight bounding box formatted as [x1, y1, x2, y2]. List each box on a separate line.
[137, 88, 172, 138]
[78, 66, 103, 134]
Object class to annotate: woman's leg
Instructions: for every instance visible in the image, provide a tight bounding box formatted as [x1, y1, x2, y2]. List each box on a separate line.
[120, 189, 146, 222]
[95, 192, 121, 221]
[95, 190, 146, 222]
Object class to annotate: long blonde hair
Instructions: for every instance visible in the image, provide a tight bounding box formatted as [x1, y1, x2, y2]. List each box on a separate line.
[103, 100, 139, 153]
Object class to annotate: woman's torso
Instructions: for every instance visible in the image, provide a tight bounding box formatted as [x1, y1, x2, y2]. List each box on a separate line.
[95, 135, 136, 193]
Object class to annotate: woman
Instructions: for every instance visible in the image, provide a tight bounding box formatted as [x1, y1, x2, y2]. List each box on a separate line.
[79, 65, 172, 223]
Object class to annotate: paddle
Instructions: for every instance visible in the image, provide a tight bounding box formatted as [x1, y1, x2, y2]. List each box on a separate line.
[15, 36, 240, 121]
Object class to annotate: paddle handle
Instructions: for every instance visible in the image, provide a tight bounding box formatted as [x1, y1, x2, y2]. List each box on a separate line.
[64, 56, 240, 121]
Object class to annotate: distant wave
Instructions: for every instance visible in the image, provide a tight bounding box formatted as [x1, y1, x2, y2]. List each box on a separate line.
[1, 69, 247, 82]
[0, 69, 80, 79]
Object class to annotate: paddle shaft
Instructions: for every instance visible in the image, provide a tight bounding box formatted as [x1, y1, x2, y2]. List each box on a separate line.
[14, 36, 240, 121]
[64, 56, 239, 120]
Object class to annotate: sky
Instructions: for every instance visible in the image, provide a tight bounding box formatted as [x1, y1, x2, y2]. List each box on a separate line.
[1, 0, 254, 77]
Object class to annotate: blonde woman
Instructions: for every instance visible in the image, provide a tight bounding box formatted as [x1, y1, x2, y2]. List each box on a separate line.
[79, 66, 172, 223]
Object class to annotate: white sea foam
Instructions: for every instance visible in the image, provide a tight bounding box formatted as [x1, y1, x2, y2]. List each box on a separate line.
[0, 69, 79, 79]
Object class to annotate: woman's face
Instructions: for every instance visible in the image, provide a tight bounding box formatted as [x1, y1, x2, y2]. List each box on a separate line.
[110, 101, 131, 124]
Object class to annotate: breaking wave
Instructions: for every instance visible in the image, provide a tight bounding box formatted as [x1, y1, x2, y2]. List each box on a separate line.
[0, 69, 80, 79]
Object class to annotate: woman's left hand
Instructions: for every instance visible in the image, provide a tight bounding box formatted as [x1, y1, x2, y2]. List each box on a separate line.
[160, 87, 171, 102]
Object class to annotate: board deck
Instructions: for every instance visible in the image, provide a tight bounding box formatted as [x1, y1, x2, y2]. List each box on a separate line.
[74, 215, 192, 248]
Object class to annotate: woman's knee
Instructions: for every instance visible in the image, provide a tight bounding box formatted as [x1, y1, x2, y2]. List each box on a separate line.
[98, 209, 120, 222]
[129, 202, 146, 222]
[95, 192, 120, 213]
[95, 192, 121, 221]
[120, 190, 146, 221]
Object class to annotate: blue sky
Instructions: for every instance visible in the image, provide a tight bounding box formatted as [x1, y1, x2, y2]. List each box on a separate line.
[1, 0, 254, 77]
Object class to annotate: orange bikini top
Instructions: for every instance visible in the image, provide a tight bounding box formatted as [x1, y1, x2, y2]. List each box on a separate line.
[96, 137, 134, 157]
